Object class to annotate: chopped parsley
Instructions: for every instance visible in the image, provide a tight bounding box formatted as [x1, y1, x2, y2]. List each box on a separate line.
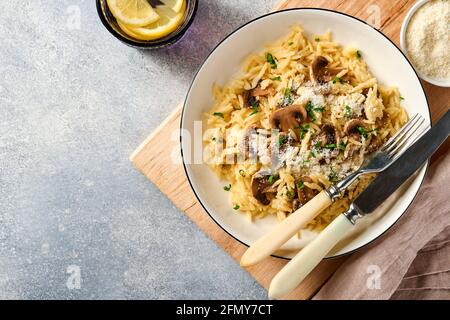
[268, 174, 279, 185]
[305, 101, 316, 121]
[310, 150, 316, 158]
[325, 143, 336, 149]
[357, 126, 368, 138]
[315, 37, 320, 42]
[328, 169, 339, 183]
[338, 141, 346, 151]
[223, 184, 231, 191]
[213, 112, 224, 118]
[233, 204, 240, 210]
[314, 106, 325, 112]
[344, 105, 352, 118]
[277, 134, 288, 147]
[266, 53, 277, 69]
[288, 41, 294, 46]
[286, 190, 295, 199]
[297, 180, 305, 190]
[356, 50, 362, 58]
[238, 169, 246, 177]
[314, 141, 322, 149]
[250, 100, 259, 115]
[400, 96, 405, 100]
[357, 126, 378, 139]
[272, 76, 282, 81]
[332, 76, 344, 84]
[283, 87, 294, 106]
[297, 124, 310, 139]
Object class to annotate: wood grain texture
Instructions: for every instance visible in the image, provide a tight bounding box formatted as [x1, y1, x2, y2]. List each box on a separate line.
[130, 0, 450, 300]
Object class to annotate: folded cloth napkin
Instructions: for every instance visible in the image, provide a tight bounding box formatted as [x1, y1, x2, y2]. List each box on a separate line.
[313, 150, 450, 300]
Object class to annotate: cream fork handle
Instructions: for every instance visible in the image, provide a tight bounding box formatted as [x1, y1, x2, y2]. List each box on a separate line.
[268, 214, 354, 299]
[240, 190, 332, 267]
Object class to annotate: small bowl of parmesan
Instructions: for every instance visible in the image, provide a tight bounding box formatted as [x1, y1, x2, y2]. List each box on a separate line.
[400, 0, 450, 87]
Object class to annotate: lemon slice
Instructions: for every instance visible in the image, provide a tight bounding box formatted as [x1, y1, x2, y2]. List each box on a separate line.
[160, 0, 185, 13]
[119, 2, 186, 41]
[107, 0, 160, 27]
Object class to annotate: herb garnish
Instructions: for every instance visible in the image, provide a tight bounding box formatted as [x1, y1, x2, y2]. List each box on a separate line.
[250, 100, 259, 115]
[233, 204, 240, 210]
[356, 50, 362, 58]
[297, 180, 305, 190]
[223, 184, 231, 191]
[286, 190, 295, 199]
[400, 96, 405, 100]
[314, 106, 325, 112]
[297, 124, 310, 139]
[314, 141, 322, 149]
[344, 105, 352, 118]
[238, 169, 246, 177]
[305, 101, 316, 121]
[315, 37, 320, 42]
[332, 76, 344, 84]
[213, 112, 224, 118]
[325, 143, 336, 149]
[272, 76, 281, 81]
[288, 41, 294, 46]
[266, 53, 277, 69]
[328, 168, 338, 182]
[277, 134, 288, 147]
[338, 141, 346, 151]
[357, 126, 378, 139]
[283, 87, 293, 106]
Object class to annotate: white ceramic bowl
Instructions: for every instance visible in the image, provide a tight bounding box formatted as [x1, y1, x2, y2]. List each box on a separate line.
[400, 0, 450, 87]
[181, 9, 431, 259]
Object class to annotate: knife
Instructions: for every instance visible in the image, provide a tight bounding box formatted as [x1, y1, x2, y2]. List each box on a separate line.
[268, 109, 450, 299]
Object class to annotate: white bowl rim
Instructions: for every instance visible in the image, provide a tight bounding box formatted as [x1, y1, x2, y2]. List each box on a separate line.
[180, 8, 431, 260]
[400, 0, 450, 88]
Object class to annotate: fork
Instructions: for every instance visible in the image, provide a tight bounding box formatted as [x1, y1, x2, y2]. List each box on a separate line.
[240, 113, 426, 267]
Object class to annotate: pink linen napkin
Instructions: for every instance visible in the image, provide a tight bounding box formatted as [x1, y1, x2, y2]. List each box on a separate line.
[313, 150, 450, 300]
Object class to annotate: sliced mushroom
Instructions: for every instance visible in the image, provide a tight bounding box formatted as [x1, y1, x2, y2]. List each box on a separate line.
[242, 86, 276, 108]
[295, 176, 318, 207]
[344, 119, 366, 138]
[242, 90, 257, 109]
[270, 104, 307, 134]
[309, 56, 343, 86]
[316, 124, 338, 146]
[251, 170, 278, 205]
[366, 135, 383, 154]
[251, 86, 276, 97]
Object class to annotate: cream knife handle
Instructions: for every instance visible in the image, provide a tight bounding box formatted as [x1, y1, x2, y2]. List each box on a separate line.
[268, 214, 353, 299]
[240, 190, 332, 267]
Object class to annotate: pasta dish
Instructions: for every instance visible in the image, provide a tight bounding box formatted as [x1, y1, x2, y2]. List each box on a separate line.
[203, 26, 407, 231]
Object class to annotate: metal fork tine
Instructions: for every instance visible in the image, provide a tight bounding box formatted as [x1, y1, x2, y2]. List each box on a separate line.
[379, 114, 420, 152]
[383, 115, 423, 154]
[387, 118, 426, 158]
[387, 125, 429, 165]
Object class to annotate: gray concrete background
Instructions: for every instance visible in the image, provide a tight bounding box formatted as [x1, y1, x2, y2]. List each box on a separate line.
[0, 0, 277, 299]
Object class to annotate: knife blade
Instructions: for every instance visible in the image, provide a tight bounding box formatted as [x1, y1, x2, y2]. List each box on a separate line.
[350, 109, 450, 219]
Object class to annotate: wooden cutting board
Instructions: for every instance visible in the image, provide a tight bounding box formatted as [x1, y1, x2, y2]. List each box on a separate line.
[130, 0, 450, 300]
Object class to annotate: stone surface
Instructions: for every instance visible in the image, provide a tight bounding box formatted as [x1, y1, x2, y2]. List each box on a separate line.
[0, 0, 276, 299]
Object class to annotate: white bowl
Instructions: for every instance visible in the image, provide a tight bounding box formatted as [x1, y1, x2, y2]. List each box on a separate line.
[181, 9, 431, 259]
[400, 0, 450, 87]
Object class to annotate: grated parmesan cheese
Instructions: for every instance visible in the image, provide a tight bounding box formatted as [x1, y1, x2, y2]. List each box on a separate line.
[406, 0, 450, 79]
